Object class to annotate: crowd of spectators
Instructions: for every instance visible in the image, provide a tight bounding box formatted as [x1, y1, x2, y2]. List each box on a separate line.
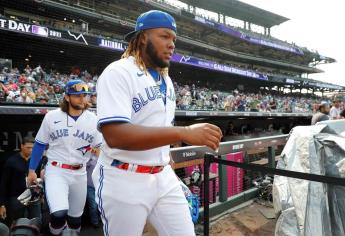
[0, 66, 98, 106]
[0, 65, 336, 114]
[174, 83, 332, 113]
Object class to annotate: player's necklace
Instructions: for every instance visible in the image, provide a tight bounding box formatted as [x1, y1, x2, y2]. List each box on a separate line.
[155, 74, 162, 86]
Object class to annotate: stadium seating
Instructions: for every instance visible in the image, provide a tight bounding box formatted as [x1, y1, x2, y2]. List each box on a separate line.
[0, 66, 329, 113]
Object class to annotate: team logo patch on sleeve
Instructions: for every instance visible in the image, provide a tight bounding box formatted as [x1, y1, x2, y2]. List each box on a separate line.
[76, 144, 93, 156]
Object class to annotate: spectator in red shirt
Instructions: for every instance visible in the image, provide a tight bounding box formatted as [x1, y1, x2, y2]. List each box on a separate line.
[18, 74, 27, 84]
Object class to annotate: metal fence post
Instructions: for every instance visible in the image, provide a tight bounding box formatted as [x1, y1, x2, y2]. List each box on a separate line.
[219, 155, 228, 202]
[268, 146, 276, 168]
[203, 153, 212, 236]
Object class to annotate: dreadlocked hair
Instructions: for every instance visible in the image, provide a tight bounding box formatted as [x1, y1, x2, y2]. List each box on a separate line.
[121, 31, 168, 77]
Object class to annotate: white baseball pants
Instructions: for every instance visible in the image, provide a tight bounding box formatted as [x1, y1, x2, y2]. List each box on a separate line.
[45, 163, 87, 217]
[92, 156, 195, 236]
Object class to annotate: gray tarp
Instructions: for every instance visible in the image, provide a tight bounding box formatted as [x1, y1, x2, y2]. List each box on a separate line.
[273, 120, 345, 236]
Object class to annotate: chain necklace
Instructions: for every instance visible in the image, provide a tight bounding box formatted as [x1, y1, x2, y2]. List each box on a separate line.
[155, 74, 162, 86]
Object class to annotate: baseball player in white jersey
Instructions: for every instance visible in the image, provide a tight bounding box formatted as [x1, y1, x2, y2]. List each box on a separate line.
[93, 10, 222, 236]
[28, 80, 102, 235]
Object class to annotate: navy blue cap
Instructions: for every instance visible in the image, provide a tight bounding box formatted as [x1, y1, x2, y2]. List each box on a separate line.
[124, 10, 177, 42]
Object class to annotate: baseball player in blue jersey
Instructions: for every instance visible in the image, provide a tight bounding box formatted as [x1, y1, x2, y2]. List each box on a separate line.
[94, 10, 222, 236]
[27, 80, 102, 235]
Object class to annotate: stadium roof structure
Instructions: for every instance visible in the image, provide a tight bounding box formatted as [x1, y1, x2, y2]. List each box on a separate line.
[178, 0, 289, 28]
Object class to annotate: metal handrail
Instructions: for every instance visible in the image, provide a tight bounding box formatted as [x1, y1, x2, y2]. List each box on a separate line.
[170, 134, 288, 163]
[169, 134, 290, 236]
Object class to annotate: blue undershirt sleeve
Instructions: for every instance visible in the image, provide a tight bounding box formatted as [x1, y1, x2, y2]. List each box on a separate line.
[29, 141, 47, 171]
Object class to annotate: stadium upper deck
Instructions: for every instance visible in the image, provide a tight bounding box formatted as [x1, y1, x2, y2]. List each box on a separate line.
[35, 1, 337, 73]
[0, 0, 342, 96]
[2, 1, 331, 66]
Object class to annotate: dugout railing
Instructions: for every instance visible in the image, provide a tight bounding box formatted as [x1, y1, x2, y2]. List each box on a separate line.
[199, 137, 345, 236]
[170, 134, 288, 229]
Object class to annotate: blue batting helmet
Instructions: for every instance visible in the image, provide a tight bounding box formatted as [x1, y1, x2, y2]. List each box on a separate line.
[124, 10, 177, 42]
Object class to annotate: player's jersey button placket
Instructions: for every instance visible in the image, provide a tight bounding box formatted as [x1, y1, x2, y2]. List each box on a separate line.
[147, 70, 167, 111]
[147, 72, 175, 165]
[73, 115, 90, 163]
[63, 115, 76, 164]
[68, 113, 86, 164]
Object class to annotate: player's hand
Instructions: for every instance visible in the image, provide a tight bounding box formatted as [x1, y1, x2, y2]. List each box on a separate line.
[0, 206, 6, 219]
[181, 123, 222, 151]
[91, 147, 100, 157]
[27, 170, 38, 185]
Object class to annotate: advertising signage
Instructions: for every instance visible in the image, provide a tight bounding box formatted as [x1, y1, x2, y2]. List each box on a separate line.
[0, 18, 61, 38]
[0, 17, 272, 81]
[171, 53, 268, 81]
[97, 38, 127, 51]
[194, 16, 304, 55]
[0, 17, 127, 52]
[8, 17, 342, 87]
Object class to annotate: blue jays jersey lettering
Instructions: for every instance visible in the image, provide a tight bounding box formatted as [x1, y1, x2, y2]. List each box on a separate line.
[49, 129, 94, 143]
[97, 56, 176, 166]
[49, 129, 69, 141]
[35, 109, 102, 166]
[132, 85, 176, 113]
[72, 129, 94, 143]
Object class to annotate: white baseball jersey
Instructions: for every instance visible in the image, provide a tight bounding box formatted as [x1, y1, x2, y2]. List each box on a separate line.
[35, 108, 102, 166]
[330, 106, 341, 119]
[96, 56, 176, 166]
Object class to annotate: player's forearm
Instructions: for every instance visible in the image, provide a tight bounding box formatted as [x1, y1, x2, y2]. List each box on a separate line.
[29, 142, 46, 171]
[101, 123, 186, 150]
